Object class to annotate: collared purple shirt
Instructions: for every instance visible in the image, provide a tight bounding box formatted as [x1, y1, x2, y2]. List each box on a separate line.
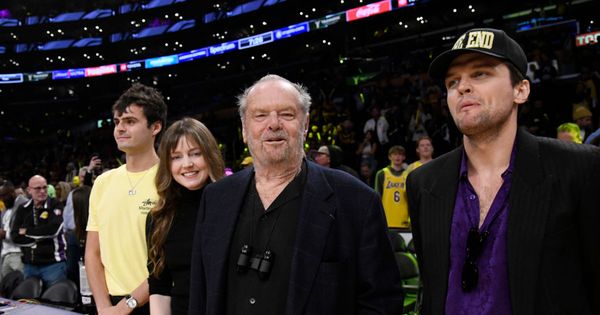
[445, 145, 517, 315]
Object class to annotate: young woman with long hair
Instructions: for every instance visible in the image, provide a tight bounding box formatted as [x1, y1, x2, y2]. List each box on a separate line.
[147, 117, 224, 315]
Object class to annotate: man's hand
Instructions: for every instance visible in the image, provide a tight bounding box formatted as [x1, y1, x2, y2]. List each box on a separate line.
[98, 299, 132, 315]
[89, 156, 102, 172]
[18, 228, 26, 235]
[0, 228, 6, 240]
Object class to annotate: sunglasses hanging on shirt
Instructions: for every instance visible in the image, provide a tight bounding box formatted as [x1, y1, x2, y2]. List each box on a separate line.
[461, 228, 490, 292]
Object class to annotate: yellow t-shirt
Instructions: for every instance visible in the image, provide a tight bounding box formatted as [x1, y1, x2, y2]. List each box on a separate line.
[87, 164, 158, 296]
[405, 160, 423, 174]
[381, 167, 409, 228]
[398, 160, 426, 227]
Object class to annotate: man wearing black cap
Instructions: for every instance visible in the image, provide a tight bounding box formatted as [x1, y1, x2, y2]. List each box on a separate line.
[407, 28, 600, 314]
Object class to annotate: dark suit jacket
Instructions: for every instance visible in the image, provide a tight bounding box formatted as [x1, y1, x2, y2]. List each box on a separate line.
[189, 161, 403, 314]
[407, 129, 600, 315]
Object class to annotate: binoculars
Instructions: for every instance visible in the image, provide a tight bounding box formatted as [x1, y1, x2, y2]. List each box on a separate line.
[236, 244, 275, 280]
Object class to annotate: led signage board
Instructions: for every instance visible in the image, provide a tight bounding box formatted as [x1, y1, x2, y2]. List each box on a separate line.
[119, 61, 144, 72]
[85, 64, 117, 77]
[346, 0, 392, 22]
[26, 71, 52, 82]
[208, 41, 238, 55]
[576, 31, 600, 47]
[274, 22, 309, 39]
[52, 68, 85, 80]
[0, 73, 23, 84]
[310, 13, 344, 30]
[178, 49, 208, 62]
[239, 32, 274, 49]
[144, 55, 178, 69]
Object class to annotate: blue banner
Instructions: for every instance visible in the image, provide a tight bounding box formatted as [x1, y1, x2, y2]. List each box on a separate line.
[238, 31, 274, 49]
[145, 55, 179, 69]
[274, 22, 309, 40]
[0, 73, 23, 84]
[208, 41, 237, 55]
[178, 49, 208, 62]
[52, 68, 85, 80]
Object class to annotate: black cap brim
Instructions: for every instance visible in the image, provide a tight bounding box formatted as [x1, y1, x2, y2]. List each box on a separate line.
[428, 48, 513, 81]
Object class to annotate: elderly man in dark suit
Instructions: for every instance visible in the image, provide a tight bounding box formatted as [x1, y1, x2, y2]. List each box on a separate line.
[189, 74, 403, 315]
[407, 28, 600, 314]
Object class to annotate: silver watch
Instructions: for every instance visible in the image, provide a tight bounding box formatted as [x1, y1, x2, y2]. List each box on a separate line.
[125, 295, 138, 309]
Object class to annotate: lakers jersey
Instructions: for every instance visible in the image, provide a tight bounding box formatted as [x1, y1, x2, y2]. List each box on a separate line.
[381, 167, 409, 228]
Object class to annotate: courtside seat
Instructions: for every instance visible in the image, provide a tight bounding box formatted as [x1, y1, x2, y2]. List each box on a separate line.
[388, 230, 407, 252]
[10, 277, 42, 300]
[40, 279, 78, 307]
[0, 270, 23, 298]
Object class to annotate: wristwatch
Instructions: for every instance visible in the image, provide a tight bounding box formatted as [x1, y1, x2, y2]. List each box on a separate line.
[125, 295, 138, 309]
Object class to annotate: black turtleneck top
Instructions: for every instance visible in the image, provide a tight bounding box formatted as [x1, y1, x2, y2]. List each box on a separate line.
[147, 185, 204, 315]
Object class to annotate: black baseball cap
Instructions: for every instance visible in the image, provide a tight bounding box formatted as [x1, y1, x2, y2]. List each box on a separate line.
[428, 28, 527, 81]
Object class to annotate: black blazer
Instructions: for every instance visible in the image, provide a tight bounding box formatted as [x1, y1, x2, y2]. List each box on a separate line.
[189, 161, 403, 314]
[407, 129, 600, 315]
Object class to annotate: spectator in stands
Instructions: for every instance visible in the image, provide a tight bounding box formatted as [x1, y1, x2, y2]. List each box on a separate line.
[384, 102, 407, 149]
[314, 145, 359, 178]
[556, 122, 583, 144]
[0, 180, 28, 278]
[54, 181, 71, 206]
[240, 156, 253, 169]
[356, 129, 379, 172]
[189, 74, 403, 314]
[363, 106, 390, 165]
[329, 145, 360, 178]
[65, 155, 102, 239]
[519, 99, 552, 137]
[584, 126, 600, 146]
[63, 165, 93, 284]
[46, 184, 56, 199]
[374, 145, 409, 228]
[86, 83, 167, 315]
[65, 162, 77, 184]
[67, 185, 91, 286]
[147, 118, 224, 315]
[408, 101, 432, 143]
[410, 27, 600, 314]
[336, 119, 358, 170]
[14, 187, 25, 198]
[63, 166, 89, 238]
[313, 145, 331, 167]
[11, 175, 67, 288]
[573, 105, 593, 141]
[72, 186, 91, 250]
[359, 162, 375, 188]
[408, 136, 434, 171]
[82, 155, 103, 187]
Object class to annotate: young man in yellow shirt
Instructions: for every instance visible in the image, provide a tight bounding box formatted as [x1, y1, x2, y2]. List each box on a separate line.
[86, 83, 167, 315]
[374, 145, 409, 228]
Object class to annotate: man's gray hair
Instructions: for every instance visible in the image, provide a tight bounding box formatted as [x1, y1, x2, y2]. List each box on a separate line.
[237, 74, 311, 119]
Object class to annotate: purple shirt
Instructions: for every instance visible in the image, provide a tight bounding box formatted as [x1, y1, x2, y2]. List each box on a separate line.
[445, 146, 516, 314]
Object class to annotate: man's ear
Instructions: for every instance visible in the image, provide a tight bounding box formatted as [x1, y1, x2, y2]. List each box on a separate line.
[151, 121, 162, 136]
[303, 114, 310, 139]
[514, 79, 530, 105]
[241, 120, 248, 144]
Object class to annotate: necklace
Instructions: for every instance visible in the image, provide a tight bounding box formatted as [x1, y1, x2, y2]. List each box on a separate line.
[125, 168, 151, 196]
